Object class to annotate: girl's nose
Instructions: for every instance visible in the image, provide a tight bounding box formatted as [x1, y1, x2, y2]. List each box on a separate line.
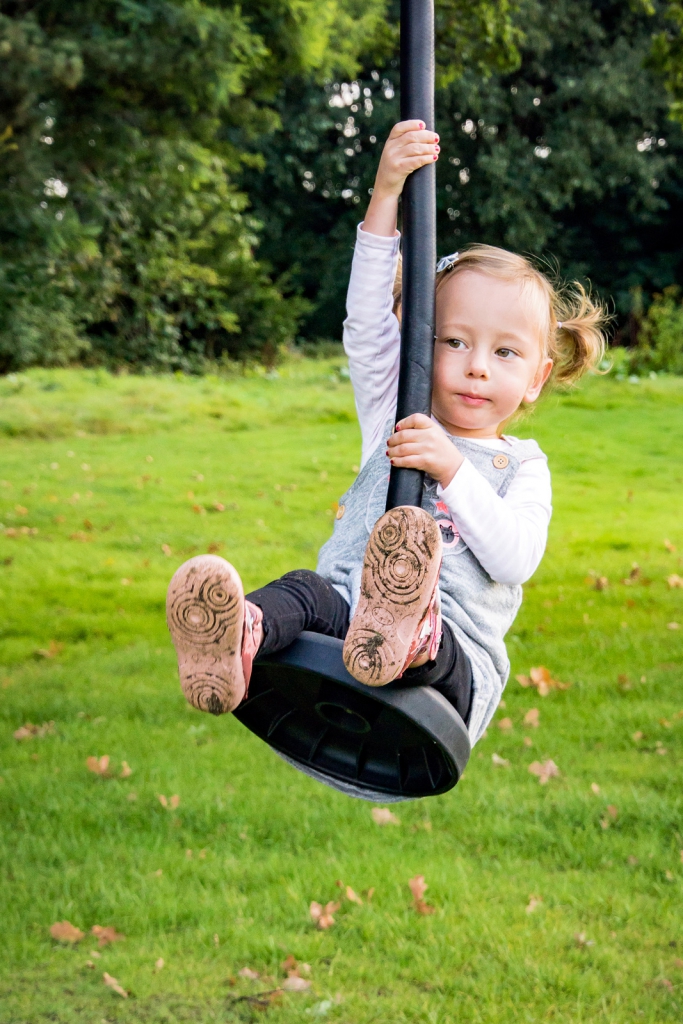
[465, 355, 490, 379]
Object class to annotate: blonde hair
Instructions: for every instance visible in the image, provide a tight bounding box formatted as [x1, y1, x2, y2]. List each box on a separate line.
[392, 243, 609, 387]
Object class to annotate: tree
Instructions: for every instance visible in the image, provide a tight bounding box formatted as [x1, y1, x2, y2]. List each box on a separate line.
[0, 0, 387, 371]
[245, 0, 683, 340]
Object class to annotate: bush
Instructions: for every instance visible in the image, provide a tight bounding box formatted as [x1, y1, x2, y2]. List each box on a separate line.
[629, 286, 683, 376]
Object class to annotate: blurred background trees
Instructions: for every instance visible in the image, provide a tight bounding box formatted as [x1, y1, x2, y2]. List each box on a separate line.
[3, 0, 683, 371]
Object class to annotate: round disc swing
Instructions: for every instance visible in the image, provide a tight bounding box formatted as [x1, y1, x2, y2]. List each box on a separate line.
[233, 0, 471, 800]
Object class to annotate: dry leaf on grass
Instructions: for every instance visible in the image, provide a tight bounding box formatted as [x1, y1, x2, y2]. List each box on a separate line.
[282, 976, 311, 992]
[120, 761, 132, 778]
[14, 721, 55, 740]
[86, 755, 110, 776]
[526, 896, 542, 914]
[345, 885, 363, 905]
[50, 921, 84, 943]
[497, 717, 513, 732]
[622, 564, 641, 585]
[528, 759, 560, 784]
[590, 783, 601, 795]
[664, 539, 677, 553]
[238, 967, 260, 980]
[667, 574, 683, 589]
[36, 640, 64, 659]
[523, 708, 540, 728]
[371, 807, 400, 825]
[408, 875, 435, 915]
[157, 793, 180, 809]
[161, 544, 172, 557]
[491, 753, 509, 767]
[91, 925, 125, 947]
[103, 972, 128, 998]
[309, 900, 340, 930]
[154, 958, 164, 971]
[575, 932, 595, 948]
[516, 666, 569, 696]
[667, 622, 680, 631]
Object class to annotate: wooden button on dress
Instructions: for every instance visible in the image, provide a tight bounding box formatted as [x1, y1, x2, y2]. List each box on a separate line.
[492, 454, 509, 470]
[335, 503, 346, 520]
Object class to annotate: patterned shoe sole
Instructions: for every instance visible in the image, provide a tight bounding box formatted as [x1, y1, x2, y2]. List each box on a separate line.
[166, 555, 246, 715]
[343, 505, 442, 686]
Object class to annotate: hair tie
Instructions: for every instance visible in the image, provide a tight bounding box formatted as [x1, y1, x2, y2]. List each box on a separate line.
[557, 321, 564, 329]
[436, 252, 460, 273]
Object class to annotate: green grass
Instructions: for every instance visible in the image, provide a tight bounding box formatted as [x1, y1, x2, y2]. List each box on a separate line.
[0, 362, 682, 1023]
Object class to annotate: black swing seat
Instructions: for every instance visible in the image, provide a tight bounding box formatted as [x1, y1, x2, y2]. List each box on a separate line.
[233, 631, 471, 800]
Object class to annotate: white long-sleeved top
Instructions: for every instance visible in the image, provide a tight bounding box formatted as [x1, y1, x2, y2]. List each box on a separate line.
[343, 224, 552, 586]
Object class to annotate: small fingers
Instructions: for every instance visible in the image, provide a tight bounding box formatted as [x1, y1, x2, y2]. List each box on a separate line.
[389, 119, 429, 137]
[395, 413, 433, 431]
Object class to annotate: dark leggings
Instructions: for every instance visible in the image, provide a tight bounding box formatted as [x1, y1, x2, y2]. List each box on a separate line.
[247, 569, 472, 723]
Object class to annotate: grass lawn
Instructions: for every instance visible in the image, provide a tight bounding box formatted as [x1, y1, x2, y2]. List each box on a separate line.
[0, 360, 682, 1023]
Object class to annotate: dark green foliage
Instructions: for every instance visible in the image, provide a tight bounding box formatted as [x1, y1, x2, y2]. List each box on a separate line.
[246, 0, 683, 341]
[628, 286, 683, 374]
[0, 0, 387, 371]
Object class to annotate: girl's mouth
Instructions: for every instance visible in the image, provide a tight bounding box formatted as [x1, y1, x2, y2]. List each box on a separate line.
[457, 392, 490, 407]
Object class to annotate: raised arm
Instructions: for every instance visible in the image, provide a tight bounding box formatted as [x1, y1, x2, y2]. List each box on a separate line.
[343, 121, 439, 466]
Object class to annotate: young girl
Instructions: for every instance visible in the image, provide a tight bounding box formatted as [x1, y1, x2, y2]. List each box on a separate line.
[167, 120, 607, 758]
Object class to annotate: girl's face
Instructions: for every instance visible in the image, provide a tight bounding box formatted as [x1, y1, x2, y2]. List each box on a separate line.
[432, 269, 553, 437]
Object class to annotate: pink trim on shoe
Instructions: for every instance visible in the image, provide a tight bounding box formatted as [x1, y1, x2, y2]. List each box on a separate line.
[242, 600, 263, 693]
[398, 581, 442, 677]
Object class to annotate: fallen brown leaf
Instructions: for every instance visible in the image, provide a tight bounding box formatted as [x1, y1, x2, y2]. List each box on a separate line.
[238, 967, 260, 980]
[667, 574, 683, 589]
[497, 717, 513, 732]
[622, 564, 640, 585]
[345, 885, 363, 905]
[659, 978, 674, 990]
[575, 932, 595, 948]
[36, 640, 64, 659]
[155, 958, 164, 971]
[590, 783, 601, 795]
[664, 539, 677, 553]
[523, 736, 533, 747]
[491, 753, 509, 767]
[91, 925, 125, 947]
[120, 761, 132, 778]
[50, 921, 84, 943]
[516, 666, 569, 696]
[86, 755, 110, 776]
[528, 759, 560, 784]
[371, 807, 400, 825]
[309, 900, 340, 929]
[408, 875, 435, 915]
[525, 895, 542, 914]
[606, 804, 618, 820]
[14, 721, 55, 740]
[282, 976, 311, 992]
[157, 793, 180, 809]
[280, 955, 297, 972]
[161, 544, 172, 557]
[523, 708, 540, 728]
[103, 972, 128, 998]
[667, 622, 680, 630]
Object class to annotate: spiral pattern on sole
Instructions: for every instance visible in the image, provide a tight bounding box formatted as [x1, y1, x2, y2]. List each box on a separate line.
[364, 508, 434, 605]
[343, 506, 442, 687]
[343, 628, 393, 686]
[166, 555, 246, 715]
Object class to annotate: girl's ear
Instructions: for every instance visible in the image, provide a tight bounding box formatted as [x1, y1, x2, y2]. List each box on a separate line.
[523, 357, 553, 405]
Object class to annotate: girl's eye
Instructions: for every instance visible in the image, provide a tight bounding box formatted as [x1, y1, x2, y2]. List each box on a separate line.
[496, 347, 516, 358]
[446, 338, 466, 350]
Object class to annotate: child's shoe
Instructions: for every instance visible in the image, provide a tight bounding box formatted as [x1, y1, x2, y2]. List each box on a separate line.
[166, 555, 263, 714]
[343, 506, 442, 686]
